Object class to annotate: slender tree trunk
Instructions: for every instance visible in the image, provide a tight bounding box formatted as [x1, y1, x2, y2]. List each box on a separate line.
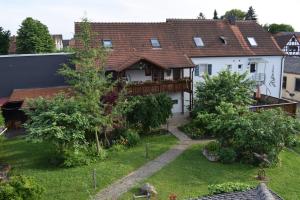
[95, 129, 101, 155]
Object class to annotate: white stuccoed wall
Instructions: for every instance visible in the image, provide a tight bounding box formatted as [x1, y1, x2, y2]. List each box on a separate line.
[184, 56, 284, 101]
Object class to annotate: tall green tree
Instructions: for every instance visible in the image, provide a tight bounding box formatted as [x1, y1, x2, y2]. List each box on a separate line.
[245, 6, 257, 20]
[213, 9, 219, 19]
[193, 70, 255, 114]
[264, 23, 295, 34]
[0, 27, 10, 55]
[221, 9, 246, 20]
[16, 17, 55, 53]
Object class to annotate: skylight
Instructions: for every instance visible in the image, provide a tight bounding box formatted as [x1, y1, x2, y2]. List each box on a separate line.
[219, 36, 227, 45]
[194, 37, 204, 47]
[247, 37, 257, 46]
[150, 38, 161, 48]
[102, 39, 113, 48]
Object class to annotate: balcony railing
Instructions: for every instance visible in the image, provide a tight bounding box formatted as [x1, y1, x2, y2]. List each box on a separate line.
[125, 79, 192, 96]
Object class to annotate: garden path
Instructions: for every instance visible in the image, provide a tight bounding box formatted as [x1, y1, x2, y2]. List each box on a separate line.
[95, 113, 209, 200]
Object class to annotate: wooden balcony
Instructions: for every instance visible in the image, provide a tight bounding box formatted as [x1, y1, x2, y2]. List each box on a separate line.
[126, 79, 192, 96]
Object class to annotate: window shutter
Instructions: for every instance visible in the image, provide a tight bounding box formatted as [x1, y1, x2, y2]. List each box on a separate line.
[207, 64, 212, 75]
[195, 65, 199, 76]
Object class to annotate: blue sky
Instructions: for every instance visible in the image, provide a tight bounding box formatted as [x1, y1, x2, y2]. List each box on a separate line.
[1, 0, 299, 39]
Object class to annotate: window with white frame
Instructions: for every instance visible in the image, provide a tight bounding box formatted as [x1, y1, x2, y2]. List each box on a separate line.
[195, 64, 212, 76]
[102, 39, 113, 48]
[193, 37, 204, 47]
[247, 37, 257, 46]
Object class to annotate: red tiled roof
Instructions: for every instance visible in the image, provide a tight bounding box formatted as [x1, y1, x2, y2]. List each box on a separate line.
[8, 86, 71, 107]
[75, 19, 283, 71]
[0, 97, 8, 107]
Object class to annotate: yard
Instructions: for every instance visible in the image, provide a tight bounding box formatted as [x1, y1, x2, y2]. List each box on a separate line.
[0, 133, 178, 200]
[121, 144, 300, 200]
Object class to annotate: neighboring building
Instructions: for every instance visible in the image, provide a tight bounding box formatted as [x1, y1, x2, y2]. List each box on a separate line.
[52, 34, 64, 50]
[192, 183, 282, 200]
[273, 32, 300, 56]
[62, 38, 76, 49]
[75, 18, 284, 113]
[282, 56, 300, 101]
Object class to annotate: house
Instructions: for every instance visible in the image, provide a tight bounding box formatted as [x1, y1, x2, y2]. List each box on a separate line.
[75, 18, 284, 113]
[0, 53, 71, 128]
[273, 32, 300, 56]
[52, 34, 64, 50]
[282, 56, 300, 101]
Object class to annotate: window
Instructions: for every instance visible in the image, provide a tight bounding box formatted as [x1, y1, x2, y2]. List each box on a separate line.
[195, 64, 212, 76]
[282, 76, 287, 89]
[102, 39, 113, 48]
[227, 64, 232, 70]
[247, 37, 257, 46]
[172, 99, 178, 104]
[145, 66, 151, 76]
[291, 37, 296, 42]
[220, 36, 227, 45]
[238, 64, 243, 70]
[250, 63, 256, 73]
[288, 45, 298, 52]
[166, 69, 172, 76]
[150, 38, 161, 48]
[295, 78, 300, 91]
[193, 37, 204, 47]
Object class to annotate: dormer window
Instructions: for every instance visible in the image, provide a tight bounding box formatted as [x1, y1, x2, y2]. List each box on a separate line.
[247, 37, 257, 46]
[102, 39, 113, 48]
[220, 36, 227, 45]
[150, 38, 161, 48]
[194, 37, 204, 47]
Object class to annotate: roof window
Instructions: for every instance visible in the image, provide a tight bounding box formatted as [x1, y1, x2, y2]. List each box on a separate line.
[247, 37, 257, 46]
[102, 39, 113, 48]
[150, 38, 161, 48]
[220, 36, 228, 45]
[193, 37, 204, 47]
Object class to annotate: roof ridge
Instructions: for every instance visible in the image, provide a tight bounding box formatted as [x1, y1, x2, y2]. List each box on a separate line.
[75, 21, 166, 25]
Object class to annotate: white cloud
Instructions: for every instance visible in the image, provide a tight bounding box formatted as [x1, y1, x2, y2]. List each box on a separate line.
[0, 0, 299, 39]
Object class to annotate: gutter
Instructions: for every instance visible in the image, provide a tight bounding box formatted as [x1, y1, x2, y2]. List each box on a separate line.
[279, 55, 286, 98]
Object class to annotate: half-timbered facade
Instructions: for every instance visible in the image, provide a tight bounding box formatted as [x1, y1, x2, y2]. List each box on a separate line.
[274, 33, 300, 56]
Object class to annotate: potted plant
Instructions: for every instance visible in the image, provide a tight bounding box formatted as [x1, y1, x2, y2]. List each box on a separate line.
[203, 141, 220, 162]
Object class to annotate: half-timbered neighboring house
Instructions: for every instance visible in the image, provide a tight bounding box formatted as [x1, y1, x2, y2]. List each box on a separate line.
[274, 32, 300, 56]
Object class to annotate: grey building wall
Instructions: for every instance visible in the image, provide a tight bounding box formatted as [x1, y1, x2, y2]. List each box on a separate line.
[0, 53, 73, 98]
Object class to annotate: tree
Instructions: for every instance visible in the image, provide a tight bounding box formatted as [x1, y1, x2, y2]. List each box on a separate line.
[213, 9, 219, 19]
[0, 27, 10, 55]
[16, 17, 55, 53]
[193, 70, 255, 114]
[264, 23, 295, 34]
[245, 6, 257, 20]
[221, 9, 246, 20]
[198, 102, 300, 165]
[197, 12, 206, 19]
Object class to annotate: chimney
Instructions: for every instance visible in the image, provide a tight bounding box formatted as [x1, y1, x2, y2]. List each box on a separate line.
[228, 15, 236, 25]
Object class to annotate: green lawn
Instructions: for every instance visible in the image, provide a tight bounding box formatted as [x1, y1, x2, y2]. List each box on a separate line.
[0, 133, 178, 200]
[121, 144, 300, 200]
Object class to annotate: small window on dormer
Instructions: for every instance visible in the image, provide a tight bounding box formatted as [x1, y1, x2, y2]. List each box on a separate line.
[220, 36, 227, 45]
[150, 38, 161, 48]
[102, 39, 112, 48]
[194, 37, 204, 47]
[247, 37, 257, 46]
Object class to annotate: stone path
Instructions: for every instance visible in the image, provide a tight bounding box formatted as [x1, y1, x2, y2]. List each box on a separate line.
[95, 114, 208, 200]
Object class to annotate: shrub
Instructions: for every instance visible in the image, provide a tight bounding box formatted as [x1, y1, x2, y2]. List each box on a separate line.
[208, 182, 253, 195]
[205, 141, 220, 153]
[110, 144, 126, 152]
[126, 93, 173, 131]
[0, 175, 44, 200]
[219, 148, 237, 164]
[178, 121, 205, 139]
[62, 145, 107, 167]
[122, 129, 140, 147]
